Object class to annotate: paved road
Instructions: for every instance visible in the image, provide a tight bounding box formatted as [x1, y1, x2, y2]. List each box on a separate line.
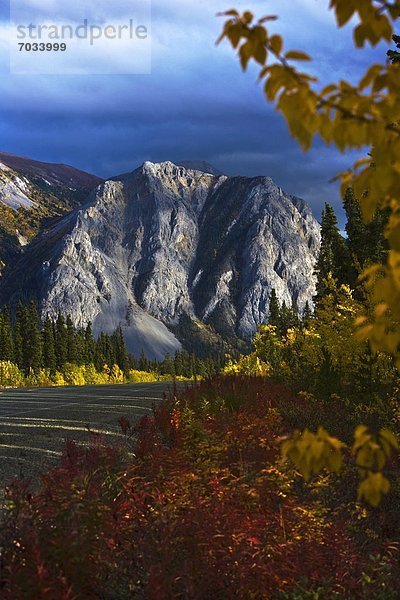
[0, 382, 182, 497]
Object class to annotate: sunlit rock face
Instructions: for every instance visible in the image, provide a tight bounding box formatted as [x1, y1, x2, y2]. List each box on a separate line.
[0, 161, 320, 359]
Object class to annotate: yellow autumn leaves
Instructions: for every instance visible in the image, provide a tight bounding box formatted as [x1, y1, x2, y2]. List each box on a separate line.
[282, 425, 398, 507]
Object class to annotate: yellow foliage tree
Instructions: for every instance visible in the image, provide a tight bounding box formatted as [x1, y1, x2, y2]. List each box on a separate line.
[223, 352, 270, 377]
[0, 361, 23, 388]
[109, 364, 125, 384]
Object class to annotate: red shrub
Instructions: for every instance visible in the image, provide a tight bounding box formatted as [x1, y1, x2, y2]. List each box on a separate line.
[1, 376, 398, 599]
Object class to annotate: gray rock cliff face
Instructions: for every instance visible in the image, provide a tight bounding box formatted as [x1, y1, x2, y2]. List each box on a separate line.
[1, 161, 320, 359]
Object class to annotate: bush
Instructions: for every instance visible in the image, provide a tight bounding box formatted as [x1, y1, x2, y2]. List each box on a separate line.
[52, 371, 66, 386]
[250, 281, 398, 407]
[128, 369, 159, 383]
[82, 363, 108, 385]
[108, 364, 125, 384]
[0, 361, 23, 387]
[223, 353, 269, 377]
[61, 363, 86, 386]
[25, 369, 53, 387]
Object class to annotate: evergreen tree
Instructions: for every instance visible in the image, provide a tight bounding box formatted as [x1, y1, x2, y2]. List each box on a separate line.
[95, 333, 115, 370]
[112, 326, 129, 372]
[13, 304, 24, 369]
[344, 187, 388, 289]
[42, 316, 56, 373]
[174, 351, 184, 376]
[74, 328, 87, 366]
[161, 353, 175, 376]
[0, 303, 137, 379]
[290, 297, 301, 329]
[14, 303, 30, 372]
[139, 350, 150, 372]
[55, 313, 68, 370]
[302, 301, 313, 326]
[314, 203, 350, 302]
[0, 305, 14, 361]
[268, 289, 280, 327]
[189, 353, 196, 378]
[279, 301, 292, 335]
[85, 323, 96, 364]
[20, 302, 43, 373]
[66, 315, 77, 364]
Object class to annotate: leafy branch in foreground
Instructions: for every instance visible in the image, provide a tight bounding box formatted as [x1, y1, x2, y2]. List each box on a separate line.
[282, 425, 398, 506]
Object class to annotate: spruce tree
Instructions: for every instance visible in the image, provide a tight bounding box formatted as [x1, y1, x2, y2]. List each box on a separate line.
[268, 288, 280, 327]
[189, 353, 196, 378]
[15, 303, 30, 372]
[42, 316, 56, 373]
[74, 328, 87, 366]
[314, 203, 350, 302]
[302, 301, 313, 326]
[344, 187, 388, 286]
[66, 315, 77, 364]
[21, 302, 43, 373]
[279, 301, 292, 335]
[290, 297, 301, 329]
[95, 333, 115, 369]
[105, 335, 116, 368]
[0, 305, 14, 362]
[85, 323, 95, 364]
[343, 187, 366, 288]
[112, 326, 129, 373]
[13, 304, 24, 369]
[162, 353, 175, 376]
[174, 351, 184, 376]
[55, 313, 68, 370]
[139, 350, 149, 372]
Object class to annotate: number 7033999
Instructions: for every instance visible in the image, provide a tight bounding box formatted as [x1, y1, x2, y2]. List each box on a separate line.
[18, 43, 67, 51]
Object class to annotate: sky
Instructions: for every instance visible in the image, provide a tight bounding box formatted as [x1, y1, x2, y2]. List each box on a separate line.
[0, 0, 391, 225]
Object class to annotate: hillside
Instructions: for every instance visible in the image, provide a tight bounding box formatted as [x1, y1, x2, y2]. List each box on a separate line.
[0, 152, 102, 267]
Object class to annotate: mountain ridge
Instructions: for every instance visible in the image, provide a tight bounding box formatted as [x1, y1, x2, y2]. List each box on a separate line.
[0, 159, 320, 359]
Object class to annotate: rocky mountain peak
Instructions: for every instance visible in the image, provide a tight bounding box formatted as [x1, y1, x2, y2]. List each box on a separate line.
[175, 160, 225, 176]
[0, 159, 321, 360]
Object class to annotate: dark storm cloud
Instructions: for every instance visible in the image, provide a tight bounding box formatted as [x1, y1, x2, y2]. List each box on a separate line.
[0, 0, 387, 226]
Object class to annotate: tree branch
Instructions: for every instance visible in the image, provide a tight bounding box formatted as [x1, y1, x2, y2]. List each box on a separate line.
[265, 41, 400, 137]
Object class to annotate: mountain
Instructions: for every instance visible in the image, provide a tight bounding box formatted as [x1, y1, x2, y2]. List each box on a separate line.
[0, 152, 102, 267]
[0, 160, 320, 359]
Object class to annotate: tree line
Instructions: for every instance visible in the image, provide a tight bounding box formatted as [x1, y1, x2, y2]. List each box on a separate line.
[0, 302, 225, 379]
[0, 303, 129, 375]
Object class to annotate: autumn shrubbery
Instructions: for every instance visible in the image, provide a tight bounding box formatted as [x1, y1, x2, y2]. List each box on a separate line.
[0, 360, 181, 389]
[0, 360, 124, 388]
[2, 376, 400, 599]
[226, 278, 399, 438]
